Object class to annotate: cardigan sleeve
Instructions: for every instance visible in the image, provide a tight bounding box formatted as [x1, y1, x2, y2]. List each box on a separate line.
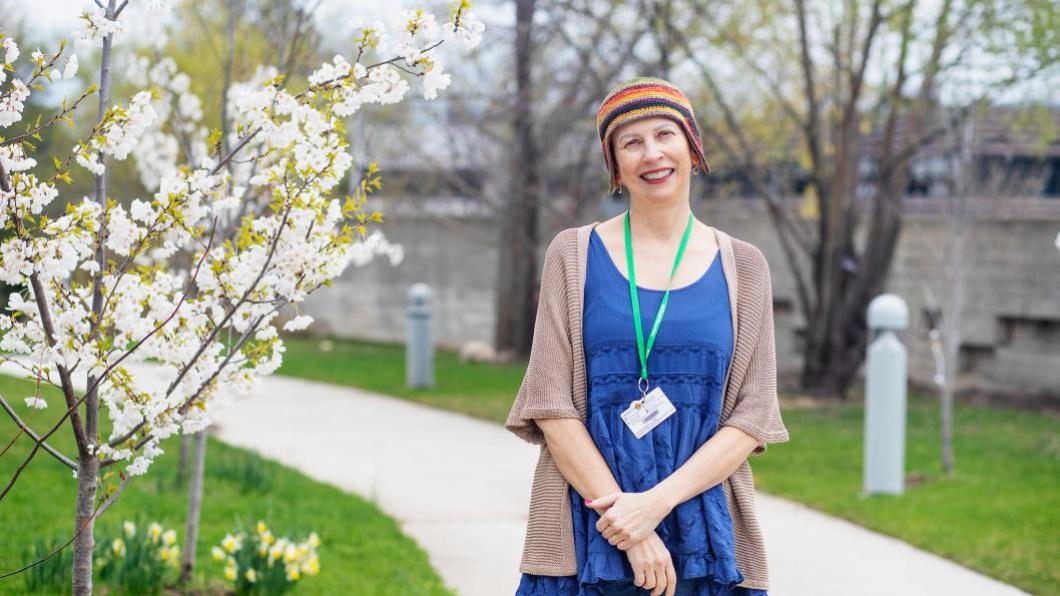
[504, 232, 580, 445]
[722, 247, 790, 455]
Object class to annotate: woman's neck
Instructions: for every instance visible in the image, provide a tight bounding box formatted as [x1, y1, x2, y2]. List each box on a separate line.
[628, 200, 694, 243]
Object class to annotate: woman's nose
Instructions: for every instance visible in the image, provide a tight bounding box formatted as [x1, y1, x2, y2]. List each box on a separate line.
[642, 140, 664, 161]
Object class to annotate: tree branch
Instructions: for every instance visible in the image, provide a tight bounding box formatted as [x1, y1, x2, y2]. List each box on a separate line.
[0, 394, 77, 469]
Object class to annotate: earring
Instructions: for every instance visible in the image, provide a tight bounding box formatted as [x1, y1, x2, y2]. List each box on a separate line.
[692, 165, 701, 176]
[616, 186, 623, 195]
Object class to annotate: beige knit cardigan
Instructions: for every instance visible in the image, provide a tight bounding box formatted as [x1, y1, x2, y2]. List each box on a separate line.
[504, 222, 790, 590]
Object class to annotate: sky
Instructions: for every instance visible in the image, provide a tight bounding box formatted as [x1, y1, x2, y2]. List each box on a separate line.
[14, 0, 1057, 107]
[18, 0, 407, 45]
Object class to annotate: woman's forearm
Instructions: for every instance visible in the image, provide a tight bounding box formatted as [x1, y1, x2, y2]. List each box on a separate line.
[648, 426, 760, 510]
[537, 418, 622, 501]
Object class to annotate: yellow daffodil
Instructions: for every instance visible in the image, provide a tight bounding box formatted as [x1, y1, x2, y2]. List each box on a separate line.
[224, 565, 237, 581]
[258, 542, 268, 556]
[148, 522, 162, 543]
[245, 568, 258, 583]
[302, 556, 320, 576]
[111, 538, 126, 557]
[269, 545, 283, 560]
[261, 530, 275, 545]
[122, 521, 135, 538]
[286, 567, 301, 582]
[256, 520, 267, 534]
[162, 529, 177, 546]
[308, 532, 320, 548]
[222, 533, 240, 553]
[211, 546, 226, 561]
[160, 546, 174, 562]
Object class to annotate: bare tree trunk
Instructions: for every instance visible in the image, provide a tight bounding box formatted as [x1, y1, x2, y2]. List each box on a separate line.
[939, 112, 975, 475]
[180, 3, 241, 581]
[72, 458, 99, 595]
[494, 0, 540, 356]
[180, 430, 209, 584]
[74, 1, 117, 592]
[940, 212, 963, 475]
[179, 433, 190, 482]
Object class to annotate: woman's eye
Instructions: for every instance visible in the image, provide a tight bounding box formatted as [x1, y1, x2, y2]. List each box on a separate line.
[624, 139, 640, 147]
[660, 130, 674, 137]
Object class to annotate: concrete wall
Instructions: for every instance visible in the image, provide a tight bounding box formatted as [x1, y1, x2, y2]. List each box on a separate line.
[301, 197, 1060, 406]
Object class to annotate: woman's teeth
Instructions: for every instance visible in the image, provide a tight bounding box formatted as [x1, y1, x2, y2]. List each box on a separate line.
[641, 169, 674, 182]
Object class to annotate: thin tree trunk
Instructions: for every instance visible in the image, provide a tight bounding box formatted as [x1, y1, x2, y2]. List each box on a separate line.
[179, 433, 190, 482]
[940, 213, 963, 475]
[74, 1, 117, 593]
[940, 113, 973, 475]
[180, 430, 208, 584]
[494, 0, 539, 356]
[72, 457, 99, 595]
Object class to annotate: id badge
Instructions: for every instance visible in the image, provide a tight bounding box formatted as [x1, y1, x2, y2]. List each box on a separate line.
[620, 387, 676, 439]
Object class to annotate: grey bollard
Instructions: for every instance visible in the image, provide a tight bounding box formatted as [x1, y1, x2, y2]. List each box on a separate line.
[864, 293, 909, 495]
[406, 283, 434, 389]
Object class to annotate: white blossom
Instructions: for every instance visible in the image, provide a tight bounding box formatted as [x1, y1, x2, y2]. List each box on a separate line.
[63, 53, 79, 79]
[308, 55, 351, 86]
[282, 315, 313, 332]
[24, 396, 47, 409]
[2, 38, 18, 64]
[422, 64, 451, 100]
[0, 5, 480, 478]
[80, 7, 124, 46]
[0, 78, 30, 128]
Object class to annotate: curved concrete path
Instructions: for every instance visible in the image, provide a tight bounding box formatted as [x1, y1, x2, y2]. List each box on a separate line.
[207, 375, 1028, 596]
[0, 362, 1028, 595]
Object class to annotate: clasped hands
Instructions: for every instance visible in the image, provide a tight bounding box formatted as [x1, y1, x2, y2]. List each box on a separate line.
[587, 489, 677, 596]
[585, 488, 672, 550]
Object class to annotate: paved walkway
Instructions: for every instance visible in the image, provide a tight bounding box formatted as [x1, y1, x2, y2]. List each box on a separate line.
[207, 376, 1027, 596]
[1, 363, 1027, 595]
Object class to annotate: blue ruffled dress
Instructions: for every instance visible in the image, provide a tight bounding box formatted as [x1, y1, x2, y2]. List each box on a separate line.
[516, 228, 767, 596]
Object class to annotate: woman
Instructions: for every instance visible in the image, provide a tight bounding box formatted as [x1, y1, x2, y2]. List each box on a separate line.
[505, 77, 790, 596]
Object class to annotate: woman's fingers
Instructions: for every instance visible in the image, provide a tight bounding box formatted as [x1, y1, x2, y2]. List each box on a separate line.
[650, 563, 666, 596]
[632, 562, 646, 588]
[642, 567, 658, 590]
[664, 558, 677, 596]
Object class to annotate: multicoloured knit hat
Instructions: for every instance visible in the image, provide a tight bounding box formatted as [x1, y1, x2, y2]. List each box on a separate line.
[596, 76, 710, 193]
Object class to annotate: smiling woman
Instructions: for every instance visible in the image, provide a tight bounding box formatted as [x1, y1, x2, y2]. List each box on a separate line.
[506, 76, 788, 596]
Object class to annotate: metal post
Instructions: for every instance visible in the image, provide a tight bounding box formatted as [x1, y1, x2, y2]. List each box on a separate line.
[864, 293, 909, 495]
[406, 283, 434, 388]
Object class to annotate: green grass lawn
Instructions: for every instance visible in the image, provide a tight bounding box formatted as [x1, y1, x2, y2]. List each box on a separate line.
[0, 374, 452, 595]
[280, 336, 1060, 595]
[279, 336, 529, 423]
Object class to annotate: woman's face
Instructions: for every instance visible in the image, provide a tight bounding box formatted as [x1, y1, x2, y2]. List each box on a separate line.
[612, 116, 698, 203]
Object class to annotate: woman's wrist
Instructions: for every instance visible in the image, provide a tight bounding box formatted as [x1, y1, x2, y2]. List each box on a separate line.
[647, 482, 681, 515]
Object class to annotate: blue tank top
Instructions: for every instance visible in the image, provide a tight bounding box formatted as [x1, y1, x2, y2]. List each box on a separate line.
[516, 228, 767, 595]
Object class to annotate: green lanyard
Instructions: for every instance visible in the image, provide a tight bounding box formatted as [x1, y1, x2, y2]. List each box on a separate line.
[625, 209, 695, 394]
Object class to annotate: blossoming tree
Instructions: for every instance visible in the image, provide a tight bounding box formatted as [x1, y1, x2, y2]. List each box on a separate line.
[0, 0, 483, 593]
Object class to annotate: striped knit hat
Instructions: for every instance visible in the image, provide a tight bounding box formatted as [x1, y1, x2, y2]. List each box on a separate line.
[596, 76, 710, 193]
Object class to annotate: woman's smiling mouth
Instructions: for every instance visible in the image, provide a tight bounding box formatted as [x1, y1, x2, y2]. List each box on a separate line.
[640, 168, 674, 184]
